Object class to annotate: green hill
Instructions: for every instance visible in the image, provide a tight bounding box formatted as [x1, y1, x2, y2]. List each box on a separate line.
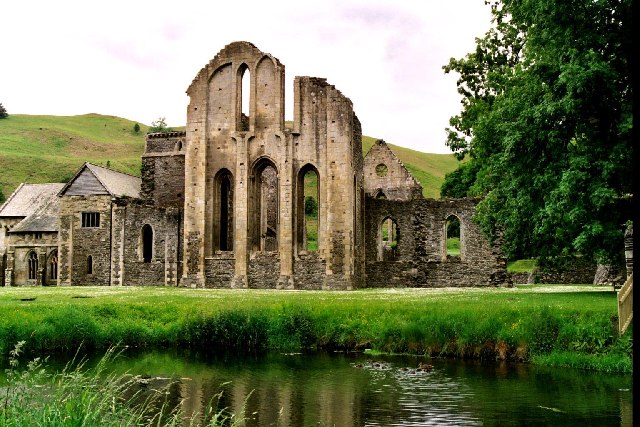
[0, 114, 461, 200]
[0, 114, 147, 196]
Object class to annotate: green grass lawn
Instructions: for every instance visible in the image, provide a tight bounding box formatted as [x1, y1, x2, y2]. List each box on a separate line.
[507, 259, 538, 273]
[0, 285, 631, 372]
[446, 237, 460, 256]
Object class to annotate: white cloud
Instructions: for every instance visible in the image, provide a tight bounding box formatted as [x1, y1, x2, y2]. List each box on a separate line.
[1, 0, 491, 153]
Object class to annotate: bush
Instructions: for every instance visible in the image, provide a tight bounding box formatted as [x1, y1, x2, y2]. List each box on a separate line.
[304, 196, 318, 216]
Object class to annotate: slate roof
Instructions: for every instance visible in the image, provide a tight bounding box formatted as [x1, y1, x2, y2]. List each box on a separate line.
[0, 183, 64, 218]
[0, 183, 65, 232]
[58, 162, 141, 198]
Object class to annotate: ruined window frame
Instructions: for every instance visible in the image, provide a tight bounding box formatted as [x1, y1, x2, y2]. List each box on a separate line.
[444, 214, 462, 260]
[296, 164, 320, 254]
[86, 255, 93, 275]
[377, 216, 399, 261]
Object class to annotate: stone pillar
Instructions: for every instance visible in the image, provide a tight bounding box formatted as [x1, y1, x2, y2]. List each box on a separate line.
[4, 250, 14, 286]
[278, 137, 294, 289]
[233, 134, 248, 288]
[110, 205, 126, 286]
[36, 249, 46, 286]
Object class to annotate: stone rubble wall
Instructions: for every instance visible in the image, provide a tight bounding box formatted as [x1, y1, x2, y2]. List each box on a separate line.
[58, 195, 113, 286]
[363, 139, 423, 201]
[364, 197, 509, 288]
[141, 133, 186, 209]
[114, 201, 181, 286]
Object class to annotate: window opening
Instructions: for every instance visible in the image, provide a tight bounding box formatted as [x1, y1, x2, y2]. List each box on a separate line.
[214, 170, 234, 252]
[378, 217, 399, 261]
[445, 215, 461, 258]
[239, 65, 250, 131]
[142, 224, 153, 263]
[82, 212, 100, 228]
[87, 255, 93, 274]
[375, 164, 388, 177]
[303, 169, 319, 251]
[28, 252, 38, 280]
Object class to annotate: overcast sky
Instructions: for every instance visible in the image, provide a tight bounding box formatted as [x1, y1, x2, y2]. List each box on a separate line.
[2, 0, 492, 153]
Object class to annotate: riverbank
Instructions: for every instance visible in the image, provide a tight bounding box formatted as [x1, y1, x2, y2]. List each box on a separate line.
[0, 285, 632, 373]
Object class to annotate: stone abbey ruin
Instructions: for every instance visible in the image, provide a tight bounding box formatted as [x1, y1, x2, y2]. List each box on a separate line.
[1, 41, 509, 289]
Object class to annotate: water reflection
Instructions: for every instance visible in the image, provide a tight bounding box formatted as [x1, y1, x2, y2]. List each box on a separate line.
[9, 350, 632, 426]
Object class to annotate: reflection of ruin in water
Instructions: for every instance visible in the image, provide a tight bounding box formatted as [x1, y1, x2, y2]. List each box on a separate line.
[111, 351, 632, 426]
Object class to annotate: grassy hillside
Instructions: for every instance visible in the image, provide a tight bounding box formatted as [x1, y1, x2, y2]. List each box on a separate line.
[0, 114, 147, 196]
[0, 114, 461, 199]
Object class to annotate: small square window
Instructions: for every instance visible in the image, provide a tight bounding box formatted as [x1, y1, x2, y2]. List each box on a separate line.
[82, 212, 100, 228]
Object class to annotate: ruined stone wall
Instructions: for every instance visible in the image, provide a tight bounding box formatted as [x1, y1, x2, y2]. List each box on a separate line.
[364, 198, 509, 287]
[293, 76, 362, 289]
[141, 132, 185, 208]
[110, 201, 181, 286]
[58, 195, 112, 285]
[183, 42, 364, 290]
[363, 139, 423, 201]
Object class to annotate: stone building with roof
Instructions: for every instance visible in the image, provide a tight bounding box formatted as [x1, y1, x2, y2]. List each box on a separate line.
[1, 41, 508, 289]
[1, 183, 64, 286]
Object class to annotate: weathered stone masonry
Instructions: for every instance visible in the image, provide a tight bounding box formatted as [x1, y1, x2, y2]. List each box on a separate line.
[1, 41, 510, 289]
[364, 198, 508, 288]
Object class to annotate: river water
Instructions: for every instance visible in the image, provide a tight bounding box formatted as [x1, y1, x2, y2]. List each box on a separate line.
[50, 349, 630, 426]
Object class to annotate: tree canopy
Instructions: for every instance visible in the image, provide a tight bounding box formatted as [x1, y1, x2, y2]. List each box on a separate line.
[442, 0, 632, 264]
[148, 117, 171, 133]
[0, 103, 8, 119]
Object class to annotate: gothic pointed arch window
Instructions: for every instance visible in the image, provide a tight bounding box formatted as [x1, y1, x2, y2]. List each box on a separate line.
[213, 169, 234, 252]
[296, 164, 319, 253]
[238, 63, 251, 131]
[28, 251, 38, 280]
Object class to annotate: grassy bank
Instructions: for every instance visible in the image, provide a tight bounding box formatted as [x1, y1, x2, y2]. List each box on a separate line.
[0, 286, 631, 373]
[1, 342, 237, 426]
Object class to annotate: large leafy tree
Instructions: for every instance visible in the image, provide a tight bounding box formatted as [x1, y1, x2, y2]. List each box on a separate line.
[442, 0, 632, 264]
